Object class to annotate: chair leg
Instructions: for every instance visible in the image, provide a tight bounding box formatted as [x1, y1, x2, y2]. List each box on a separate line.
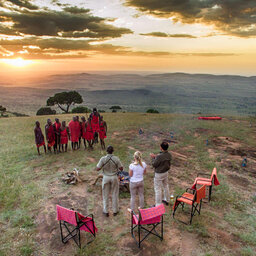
[138, 224, 141, 248]
[209, 185, 212, 201]
[190, 205, 194, 225]
[161, 215, 164, 240]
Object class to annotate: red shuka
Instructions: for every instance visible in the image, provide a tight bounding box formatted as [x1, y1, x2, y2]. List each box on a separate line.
[69, 120, 80, 142]
[81, 122, 87, 139]
[85, 121, 94, 140]
[54, 122, 61, 133]
[91, 114, 100, 133]
[47, 125, 55, 147]
[60, 128, 68, 144]
[99, 121, 106, 140]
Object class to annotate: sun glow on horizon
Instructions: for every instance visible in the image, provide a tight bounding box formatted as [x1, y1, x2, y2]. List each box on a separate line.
[1, 58, 33, 67]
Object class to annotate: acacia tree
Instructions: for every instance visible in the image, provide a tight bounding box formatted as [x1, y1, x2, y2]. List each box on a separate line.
[46, 91, 83, 113]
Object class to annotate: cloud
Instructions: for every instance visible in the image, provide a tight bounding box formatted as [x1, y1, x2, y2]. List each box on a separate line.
[140, 32, 197, 38]
[3, 0, 38, 10]
[0, 8, 133, 38]
[125, 0, 256, 37]
[0, 37, 235, 59]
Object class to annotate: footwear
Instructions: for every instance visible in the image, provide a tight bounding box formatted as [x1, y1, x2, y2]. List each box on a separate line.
[162, 200, 169, 206]
[113, 212, 119, 216]
[103, 212, 109, 217]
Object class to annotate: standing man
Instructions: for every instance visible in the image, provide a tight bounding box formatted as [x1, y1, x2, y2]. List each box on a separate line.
[99, 116, 107, 150]
[60, 120, 69, 152]
[76, 116, 82, 149]
[45, 119, 56, 153]
[96, 146, 123, 217]
[150, 141, 172, 206]
[34, 121, 46, 155]
[90, 108, 100, 143]
[53, 118, 61, 152]
[69, 116, 79, 150]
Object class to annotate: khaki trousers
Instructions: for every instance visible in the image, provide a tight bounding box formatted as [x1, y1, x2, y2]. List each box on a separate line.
[154, 172, 170, 206]
[102, 175, 119, 213]
[130, 180, 144, 211]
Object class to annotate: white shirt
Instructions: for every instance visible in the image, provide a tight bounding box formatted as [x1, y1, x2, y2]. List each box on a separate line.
[129, 162, 147, 183]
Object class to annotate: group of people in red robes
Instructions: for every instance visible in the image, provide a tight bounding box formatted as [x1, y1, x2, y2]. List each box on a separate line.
[34, 108, 107, 155]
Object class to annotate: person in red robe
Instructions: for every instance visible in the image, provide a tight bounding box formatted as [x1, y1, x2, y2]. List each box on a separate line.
[54, 118, 61, 152]
[76, 116, 82, 149]
[34, 121, 46, 155]
[99, 116, 107, 150]
[81, 116, 88, 149]
[45, 119, 56, 153]
[69, 116, 80, 150]
[60, 121, 69, 152]
[85, 117, 94, 149]
[90, 108, 100, 143]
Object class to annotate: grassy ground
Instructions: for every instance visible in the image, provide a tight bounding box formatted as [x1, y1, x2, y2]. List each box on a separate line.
[0, 113, 256, 256]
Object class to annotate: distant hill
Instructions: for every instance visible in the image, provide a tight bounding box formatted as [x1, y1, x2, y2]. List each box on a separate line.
[0, 72, 255, 115]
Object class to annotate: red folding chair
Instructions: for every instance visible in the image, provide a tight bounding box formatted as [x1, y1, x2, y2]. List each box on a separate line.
[128, 204, 165, 248]
[192, 167, 220, 201]
[56, 205, 97, 248]
[173, 185, 206, 224]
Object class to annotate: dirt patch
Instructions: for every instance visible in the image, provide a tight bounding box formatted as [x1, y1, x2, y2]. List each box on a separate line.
[228, 174, 250, 187]
[208, 227, 240, 250]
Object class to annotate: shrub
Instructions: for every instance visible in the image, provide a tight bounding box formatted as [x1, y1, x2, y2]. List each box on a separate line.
[36, 107, 56, 116]
[72, 106, 91, 113]
[146, 108, 159, 113]
[110, 106, 122, 110]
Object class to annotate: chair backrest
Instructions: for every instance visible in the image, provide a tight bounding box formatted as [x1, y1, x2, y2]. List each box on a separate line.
[210, 167, 217, 182]
[195, 185, 206, 203]
[56, 205, 77, 226]
[139, 204, 165, 222]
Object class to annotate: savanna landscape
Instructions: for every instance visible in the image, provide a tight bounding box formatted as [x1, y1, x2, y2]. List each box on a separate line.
[1, 0, 256, 255]
[1, 113, 256, 256]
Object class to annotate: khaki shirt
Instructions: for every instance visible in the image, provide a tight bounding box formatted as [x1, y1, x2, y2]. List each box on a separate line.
[97, 154, 122, 176]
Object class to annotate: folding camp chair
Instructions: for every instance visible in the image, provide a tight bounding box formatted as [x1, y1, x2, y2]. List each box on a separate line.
[192, 167, 220, 201]
[56, 205, 97, 248]
[173, 185, 206, 224]
[128, 204, 165, 248]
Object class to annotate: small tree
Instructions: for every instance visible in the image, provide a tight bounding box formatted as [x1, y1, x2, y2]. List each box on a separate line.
[146, 108, 159, 113]
[72, 106, 91, 113]
[47, 91, 83, 113]
[109, 106, 122, 112]
[36, 107, 56, 116]
[0, 105, 6, 116]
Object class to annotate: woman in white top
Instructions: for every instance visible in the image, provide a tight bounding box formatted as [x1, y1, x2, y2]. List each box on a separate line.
[129, 151, 147, 210]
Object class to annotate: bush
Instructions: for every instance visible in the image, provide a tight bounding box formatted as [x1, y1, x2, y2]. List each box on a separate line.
[36, 107, 56, 116]
[146, 108, 159, 113]
[11, 112, 29, 117]
[98, 110, 105, 113]
[72, 106, 91, 113]
[110, 106, 122, 110]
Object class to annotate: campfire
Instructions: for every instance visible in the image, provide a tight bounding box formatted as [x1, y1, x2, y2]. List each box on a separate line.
[62, 168, 82, 185]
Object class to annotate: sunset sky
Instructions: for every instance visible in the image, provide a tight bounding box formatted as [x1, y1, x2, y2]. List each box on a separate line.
[0, 0, 256, 80]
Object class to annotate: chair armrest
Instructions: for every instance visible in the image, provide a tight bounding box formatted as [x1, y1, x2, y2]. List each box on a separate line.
[78, 214, 93, 222]
[177, 195, 194, 201]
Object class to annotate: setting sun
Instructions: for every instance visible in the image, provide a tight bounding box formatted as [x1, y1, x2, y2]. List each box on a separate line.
[1, 58, 33, 67]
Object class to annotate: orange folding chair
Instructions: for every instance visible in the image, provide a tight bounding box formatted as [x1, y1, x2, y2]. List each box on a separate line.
[192, 167, 220, 201]
[128, 204, 165, 248]
[56, 205, 97, 248]
[173, 185, 206, 224]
